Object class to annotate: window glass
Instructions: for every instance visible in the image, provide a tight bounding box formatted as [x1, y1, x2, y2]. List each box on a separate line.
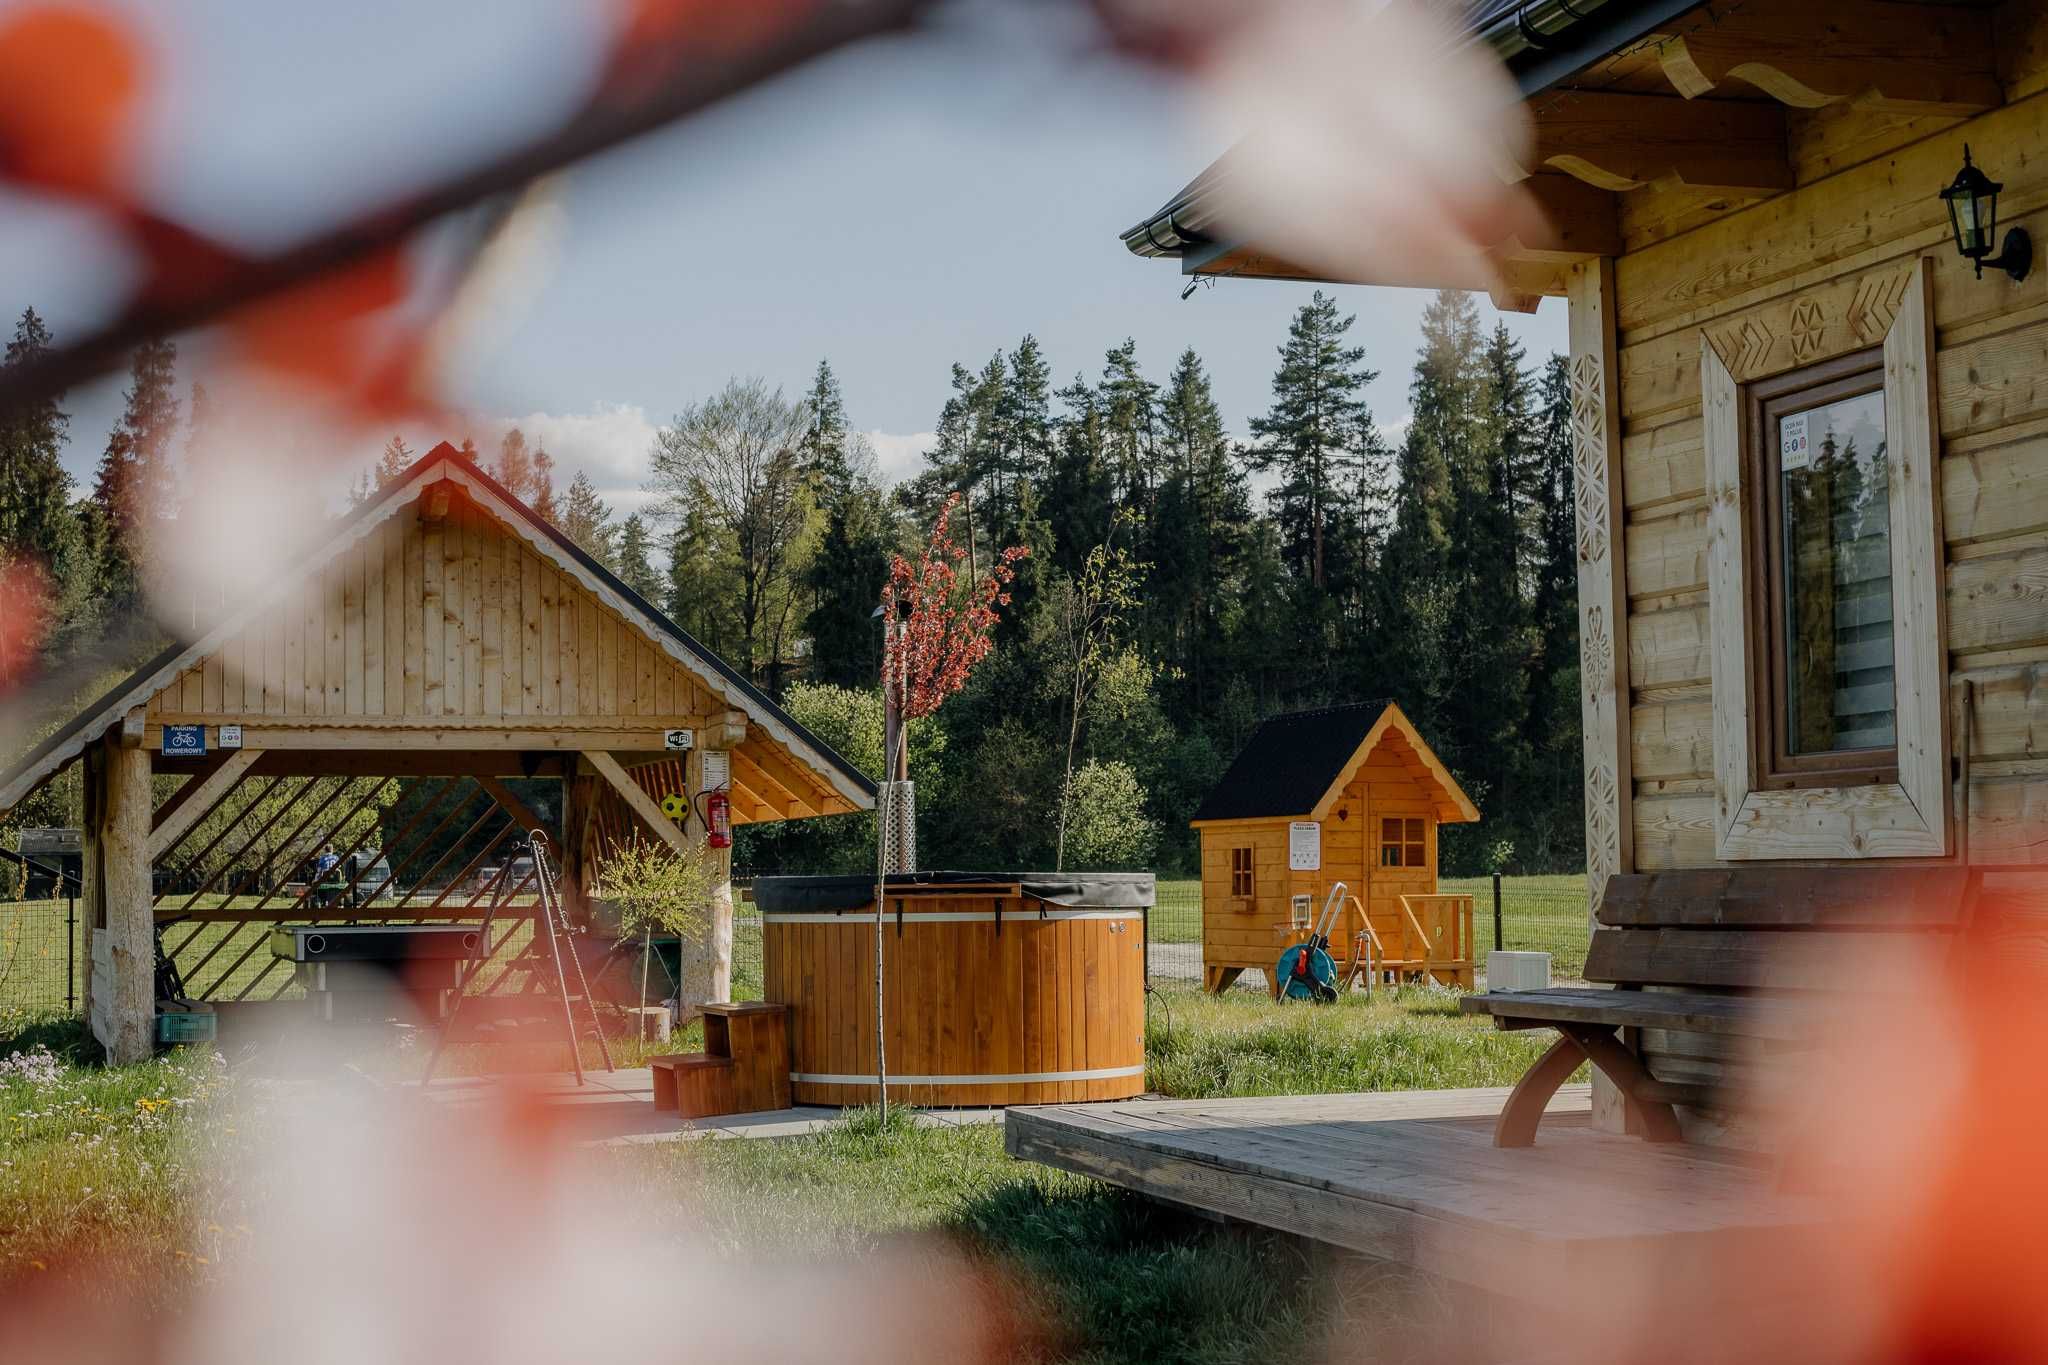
[1777, 389, 1894, 754]
[1229, 847, 1253, 896]
[1379, 819, 1403, 868]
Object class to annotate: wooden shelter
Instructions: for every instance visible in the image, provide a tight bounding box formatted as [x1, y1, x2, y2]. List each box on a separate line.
[0, 444, 873, 1062]
[1191, 702, 1479, 995]
[1012, 0, 2048, 1302]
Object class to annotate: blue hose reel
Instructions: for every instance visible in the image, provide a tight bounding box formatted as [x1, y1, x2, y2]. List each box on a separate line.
[1274, 882, 1347, 1004]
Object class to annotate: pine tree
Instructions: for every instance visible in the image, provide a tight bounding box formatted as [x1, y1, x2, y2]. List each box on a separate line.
[1247, 292, 1384, 591]
[798, 358, 851, 493]
[0, 307, 83, 670]
[1099, 339, 1158, 505]
[1039, 375, 1114, 579]
[614, 513, 662, 603]
[493, 428, 533, 499]
[802, 482, 895, 689]
[559, 470, 615, 565]
[530, 444, 559, 523]
[374, 434, 414, 488]
[347, 468, 376, 507]
[1524, 352, 1583, 868]
[1439, 321, 1534, 839]
[663, 509, 736, 655]
[1005, 335, 1055, 505]
[1148, 348, 1251, 717]
[91, 338, 180, 606]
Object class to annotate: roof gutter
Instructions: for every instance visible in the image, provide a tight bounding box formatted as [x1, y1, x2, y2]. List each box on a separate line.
[1120, 0, 1704, 260]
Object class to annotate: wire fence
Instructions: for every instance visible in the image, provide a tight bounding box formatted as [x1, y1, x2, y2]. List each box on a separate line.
[1141, 874, 1593, 986]
[1, 872, 1594, 1022]
[0, 894, 85, 1019]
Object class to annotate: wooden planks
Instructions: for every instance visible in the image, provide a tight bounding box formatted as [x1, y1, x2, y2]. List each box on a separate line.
[1582, 925, 1933, 990]
[1004, 1087, 1824, 1302]
[140, 496, 743, 730]
[1596, 868, 1971, 929]
[1462, 987, 1808, 1040]
[764, 894, 1145, 1107]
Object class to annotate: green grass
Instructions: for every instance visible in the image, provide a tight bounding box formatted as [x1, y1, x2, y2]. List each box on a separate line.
[0, 978, 1539, 1357]
[1145, 981, 1565, 1098]
[0, 1015, 256, 1305]
[1443, 873, 1592, 980]
[605, 1104, 1372, 1363]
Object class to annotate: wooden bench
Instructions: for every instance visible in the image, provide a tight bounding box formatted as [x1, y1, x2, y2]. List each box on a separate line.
[1460, 867, 1977, 1147]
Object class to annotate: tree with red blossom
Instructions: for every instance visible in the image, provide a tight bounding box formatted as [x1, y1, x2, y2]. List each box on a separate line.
[877, 491, 1027, 778]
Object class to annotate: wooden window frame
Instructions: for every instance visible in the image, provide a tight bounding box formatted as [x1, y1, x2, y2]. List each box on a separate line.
[1229, 846, 1254, 897]
[1700, 257, 1948, 861]
[1743, 348, 1898, 791]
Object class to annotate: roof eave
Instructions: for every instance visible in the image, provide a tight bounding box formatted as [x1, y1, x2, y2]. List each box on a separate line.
[1120, 0, 1708, 268]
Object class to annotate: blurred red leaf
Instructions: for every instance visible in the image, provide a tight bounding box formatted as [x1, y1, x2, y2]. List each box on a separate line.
[0, 558, 51, 688]
[128, 214, 250, 312]
[606, 0, 817, 99]
[225, 246, 435, 423]
[0, 5, 142, 200]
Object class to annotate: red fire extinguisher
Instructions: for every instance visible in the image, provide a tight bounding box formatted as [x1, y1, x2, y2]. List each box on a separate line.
[705, 789, 732, 849]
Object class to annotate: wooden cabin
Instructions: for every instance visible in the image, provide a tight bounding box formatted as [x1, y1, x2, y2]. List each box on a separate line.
[1191, 702, 1479, 995]
[1126, 0, 2048, 1116]
[0, 444, 873, 1062]
[1008, 0, 2048, 1310]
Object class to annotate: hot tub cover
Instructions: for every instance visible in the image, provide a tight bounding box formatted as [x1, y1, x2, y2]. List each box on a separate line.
[752, 871, 1155, 914]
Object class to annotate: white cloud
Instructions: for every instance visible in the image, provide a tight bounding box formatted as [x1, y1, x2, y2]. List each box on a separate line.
[454, 409, 933, 519]
[478, 403, 662, 515]
[864, 429, 935, 488]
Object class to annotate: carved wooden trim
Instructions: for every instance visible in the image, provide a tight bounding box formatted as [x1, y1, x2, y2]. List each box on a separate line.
[1568, 259, 1634, 906]
[1649, 3, 1999, 117]
[1703, 257, 1948, 860]
[1701, 262, 1914, 384]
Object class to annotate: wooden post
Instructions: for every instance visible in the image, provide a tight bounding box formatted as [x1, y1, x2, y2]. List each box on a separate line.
[1567, 258, 1635, 1134]
[682, 745, 734, 1009]
[88, 738, 155, 1063]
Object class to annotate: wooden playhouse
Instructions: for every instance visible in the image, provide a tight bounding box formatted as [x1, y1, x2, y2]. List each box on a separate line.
[1190, 701, 1479, 995]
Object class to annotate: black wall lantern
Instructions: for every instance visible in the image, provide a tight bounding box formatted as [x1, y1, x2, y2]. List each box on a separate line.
[1941, 145, 2032, 282]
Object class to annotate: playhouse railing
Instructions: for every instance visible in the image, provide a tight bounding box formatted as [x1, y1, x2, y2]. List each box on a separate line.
[1393, 893, 1476, 989]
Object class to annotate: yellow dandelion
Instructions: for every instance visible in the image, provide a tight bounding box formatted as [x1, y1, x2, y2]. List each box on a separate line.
[174, 1249, 191, 1259]
[29, 1260, 46, 1271]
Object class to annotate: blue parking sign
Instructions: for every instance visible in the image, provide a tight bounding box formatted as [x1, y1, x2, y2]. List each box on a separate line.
[161, 725, 207, 758]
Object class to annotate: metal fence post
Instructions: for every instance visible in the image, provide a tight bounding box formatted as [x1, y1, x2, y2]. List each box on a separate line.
[1492, 872, 1503, 952]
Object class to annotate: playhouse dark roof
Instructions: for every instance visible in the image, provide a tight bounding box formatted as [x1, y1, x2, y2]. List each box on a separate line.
[1191, 702, 1393, 823]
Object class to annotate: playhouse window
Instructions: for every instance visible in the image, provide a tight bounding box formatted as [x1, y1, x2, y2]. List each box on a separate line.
[1380, 818, 1425, 868]
[1229, 847, 1254, 896]
[1746, 351, 1899, 788]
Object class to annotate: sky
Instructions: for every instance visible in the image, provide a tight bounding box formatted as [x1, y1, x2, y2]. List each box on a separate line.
[2, 0, 1566, 521]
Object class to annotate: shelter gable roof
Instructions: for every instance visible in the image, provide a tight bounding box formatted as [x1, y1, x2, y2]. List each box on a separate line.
[0, 444, 876, 817]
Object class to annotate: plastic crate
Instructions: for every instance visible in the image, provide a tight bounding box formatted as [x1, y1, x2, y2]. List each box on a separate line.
[155, 1005, 216, 1045]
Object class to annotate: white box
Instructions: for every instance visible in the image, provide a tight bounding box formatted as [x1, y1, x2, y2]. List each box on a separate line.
[1488, 951, 1551, 992]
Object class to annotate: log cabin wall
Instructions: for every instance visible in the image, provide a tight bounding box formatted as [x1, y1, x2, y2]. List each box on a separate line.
[1611, 29, 2048, 874]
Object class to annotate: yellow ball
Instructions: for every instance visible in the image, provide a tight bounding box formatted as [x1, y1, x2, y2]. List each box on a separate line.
[659, 793, 689, 822]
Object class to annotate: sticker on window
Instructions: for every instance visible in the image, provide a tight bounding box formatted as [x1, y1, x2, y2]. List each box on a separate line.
[1780, 411, 1811, 471]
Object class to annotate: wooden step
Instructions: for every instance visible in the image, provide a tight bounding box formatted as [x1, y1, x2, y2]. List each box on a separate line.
[647, 1052, 734, 1115]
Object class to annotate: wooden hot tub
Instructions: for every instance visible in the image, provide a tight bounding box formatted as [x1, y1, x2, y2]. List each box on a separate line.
[757, 872, 1152, 1107]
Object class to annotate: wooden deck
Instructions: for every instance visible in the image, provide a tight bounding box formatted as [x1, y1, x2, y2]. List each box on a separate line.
[1005, 1086, 1828, 1302]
